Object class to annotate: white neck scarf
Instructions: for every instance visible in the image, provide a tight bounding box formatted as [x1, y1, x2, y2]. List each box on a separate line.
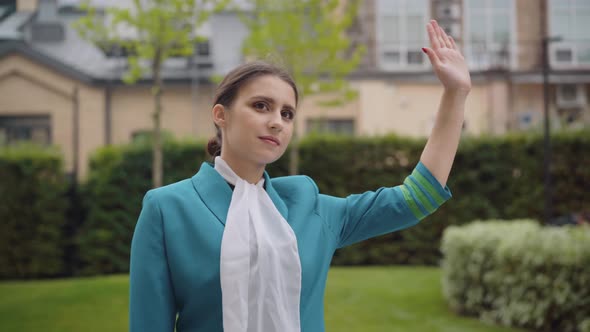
[215, 157, 302, 332]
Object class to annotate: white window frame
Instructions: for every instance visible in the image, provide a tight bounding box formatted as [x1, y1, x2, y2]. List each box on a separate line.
[463, 0, 517, 71]
[436, 2, 461, 20]
[548, 0, 590, 69]
[556, 84, 588, 109]
[376, 0, 430, 72]
[0, 115, 52, 146]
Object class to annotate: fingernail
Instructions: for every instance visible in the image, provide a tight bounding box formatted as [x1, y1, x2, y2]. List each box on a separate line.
[422, 48, 427, 54]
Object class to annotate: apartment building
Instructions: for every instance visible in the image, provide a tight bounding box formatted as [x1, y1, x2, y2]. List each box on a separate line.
[1, 0, 588, 179]
[347, 0, 590, 137]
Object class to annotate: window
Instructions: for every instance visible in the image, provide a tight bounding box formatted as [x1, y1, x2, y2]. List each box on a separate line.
[376, 0, 429, 70]
[556, 84, 587, 109]
[464, 0, 515, 70]
[196, 41, 210, 56]
[555, 48, 574, 63]
[31, 23, 65, 42]
[100, 42, 136, 58]
[557, 108, 583, 126]
[0, 116, 51, 146]
[306, 119, 355, 136]
[549, 0, 590, 67]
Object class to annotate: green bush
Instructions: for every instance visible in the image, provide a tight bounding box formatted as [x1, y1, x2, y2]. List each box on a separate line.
[303, 131, 589, 265]
[441, 220, 590, 332]
[75, 140, 209, 275]
[77, 130, 590, 274]
[0, 144, 68, 279]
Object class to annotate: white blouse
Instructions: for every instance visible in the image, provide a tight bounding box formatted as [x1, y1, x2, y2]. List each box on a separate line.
[215, 157, 302, 332]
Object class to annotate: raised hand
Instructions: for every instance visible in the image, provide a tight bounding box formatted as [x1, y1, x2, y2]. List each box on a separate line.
[423, 20, 471, 94]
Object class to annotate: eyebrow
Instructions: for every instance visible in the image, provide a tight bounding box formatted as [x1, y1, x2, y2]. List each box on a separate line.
[249, 95, 296, 112]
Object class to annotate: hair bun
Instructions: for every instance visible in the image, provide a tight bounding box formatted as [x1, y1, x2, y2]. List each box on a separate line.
[207, 137, 221, 157]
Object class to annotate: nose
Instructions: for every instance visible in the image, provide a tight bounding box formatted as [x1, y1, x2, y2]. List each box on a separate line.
[268, 111, 283, 132]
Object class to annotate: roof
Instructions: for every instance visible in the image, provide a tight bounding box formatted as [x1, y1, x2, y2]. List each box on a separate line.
[0, 11, 35, 40]
[2, 2, 588, 87]
[0, 0, 216, 85]
[0, 40, 95, 83]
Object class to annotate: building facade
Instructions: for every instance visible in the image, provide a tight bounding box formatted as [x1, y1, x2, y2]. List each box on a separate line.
[357, 0, 590, 136]
[1, 0, 588, 180]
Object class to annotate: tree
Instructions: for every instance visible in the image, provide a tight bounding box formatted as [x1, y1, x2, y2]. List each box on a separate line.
[241, 0, 365, 175]
[75, 0, 228, 188]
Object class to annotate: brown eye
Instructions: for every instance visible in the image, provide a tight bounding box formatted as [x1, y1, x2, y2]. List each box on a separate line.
[253, 102, 269, 111]
[281, 110, 294, 120]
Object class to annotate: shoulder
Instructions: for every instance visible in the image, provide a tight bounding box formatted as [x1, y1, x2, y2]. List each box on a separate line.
[270, 175, 319, 208]
[271, 175, 319, 196]
[142, 178, 194, 207]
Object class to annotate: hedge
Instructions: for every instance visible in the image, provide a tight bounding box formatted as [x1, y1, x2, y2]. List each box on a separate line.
[75, 140, 208, 275]
[441, 220, 590, 332]
[300, 131, 589, 265]
[0, 144, 68, 279]
[75, 130, 589, 274]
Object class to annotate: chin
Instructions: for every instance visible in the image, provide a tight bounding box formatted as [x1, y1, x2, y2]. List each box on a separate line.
[254, 150, 286, 165]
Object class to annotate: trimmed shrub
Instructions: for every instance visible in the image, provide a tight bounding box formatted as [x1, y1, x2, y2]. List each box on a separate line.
[75, 140, 208, 275]
[441, 220, 590, 332]
[307, 131, 590, 265]
[76, 129, 590, 274]
[0, 144, 68, 279]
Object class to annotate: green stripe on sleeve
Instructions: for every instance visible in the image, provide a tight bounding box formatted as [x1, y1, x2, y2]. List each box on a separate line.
[412, 169, 445, 205]
[403, 177, 436, 214]
[399, 185, 425, 220]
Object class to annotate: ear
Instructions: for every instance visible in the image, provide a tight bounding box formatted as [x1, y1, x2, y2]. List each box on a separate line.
[212, 104, 227, 127]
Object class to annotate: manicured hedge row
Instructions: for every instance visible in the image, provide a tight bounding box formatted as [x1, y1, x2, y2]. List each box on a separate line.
[3, 130, 587, 278]
[441, 220, 590, 332]
[75, 141, 208, 275]
[300, 131, 589, 265]
[77, 130, 589, 273]
[0, 145, 68, 279]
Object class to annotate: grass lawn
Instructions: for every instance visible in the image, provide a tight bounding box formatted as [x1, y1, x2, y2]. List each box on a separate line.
[0, 266, 524, 332]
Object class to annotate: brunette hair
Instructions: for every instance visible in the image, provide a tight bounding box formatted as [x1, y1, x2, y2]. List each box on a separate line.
[206, 61, 299, 157]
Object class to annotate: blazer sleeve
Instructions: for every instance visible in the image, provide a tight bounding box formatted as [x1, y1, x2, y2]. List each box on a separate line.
[129, 190, 176, 332]
[315, 161, 452, 249]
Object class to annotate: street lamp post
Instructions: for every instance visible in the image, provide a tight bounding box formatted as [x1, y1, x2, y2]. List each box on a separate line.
[541, 36, 562, 224]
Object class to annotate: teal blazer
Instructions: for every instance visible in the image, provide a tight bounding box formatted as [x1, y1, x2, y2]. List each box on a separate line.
[129, 161, 451, 332]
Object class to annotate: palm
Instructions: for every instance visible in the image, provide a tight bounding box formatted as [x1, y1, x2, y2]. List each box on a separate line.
[424, 20, 471, 93]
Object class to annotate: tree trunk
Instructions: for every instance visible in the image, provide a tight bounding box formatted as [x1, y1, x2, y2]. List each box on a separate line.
[152, 53, 163, 188]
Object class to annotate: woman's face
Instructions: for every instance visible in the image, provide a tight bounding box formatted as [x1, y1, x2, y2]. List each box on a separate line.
[215, 75, 297, 168]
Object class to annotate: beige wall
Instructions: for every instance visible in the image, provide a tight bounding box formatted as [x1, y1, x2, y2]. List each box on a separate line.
[511, 84, 545, 130]
[17, 0, 38, 11]
[110, 85, 215, 145]
[516, 0, 544, 71]
[0, 54, 104, 180]
[511, 83, 590, 130]
[354, 80, 491, 137]
[296, 90, 360, 136]
[0, 54, 218, 181]
[486, 79, 510, 135]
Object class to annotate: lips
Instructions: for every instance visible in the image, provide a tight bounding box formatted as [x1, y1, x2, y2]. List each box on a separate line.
[259, 136, 280, 146]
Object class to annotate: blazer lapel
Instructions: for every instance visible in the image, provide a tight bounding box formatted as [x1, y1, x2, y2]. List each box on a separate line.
[191, 162, 233, 225]
[191, 162, 289, 225]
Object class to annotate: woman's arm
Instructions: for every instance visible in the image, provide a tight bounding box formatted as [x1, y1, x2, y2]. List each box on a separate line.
[420, 20, 472, 186]
[129, 191, 176, 332]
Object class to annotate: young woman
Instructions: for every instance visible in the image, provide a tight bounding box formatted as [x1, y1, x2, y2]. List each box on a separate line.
[130, 20, 471, 332]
